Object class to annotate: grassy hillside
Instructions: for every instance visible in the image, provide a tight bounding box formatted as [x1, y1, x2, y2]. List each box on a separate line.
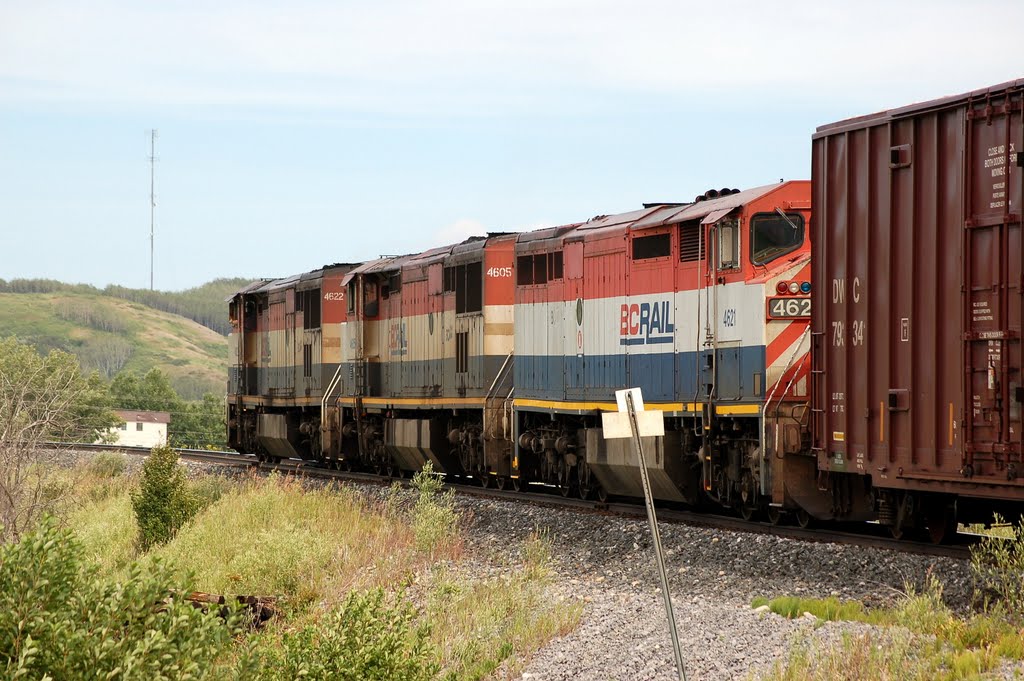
[0, 277, 251, 336]
[0, 291, 228, 399]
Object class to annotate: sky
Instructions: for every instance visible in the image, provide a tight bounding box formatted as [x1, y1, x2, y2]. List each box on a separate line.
[1, 0, 1022, 291]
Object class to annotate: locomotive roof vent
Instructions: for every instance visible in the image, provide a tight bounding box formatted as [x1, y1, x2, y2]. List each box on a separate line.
[694, 187, 740, 202]
[642, 202, 688, 208]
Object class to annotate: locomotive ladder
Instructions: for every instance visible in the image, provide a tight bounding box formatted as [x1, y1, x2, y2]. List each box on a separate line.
[808, 329, 827, 455]
[353, 357, 368, 396]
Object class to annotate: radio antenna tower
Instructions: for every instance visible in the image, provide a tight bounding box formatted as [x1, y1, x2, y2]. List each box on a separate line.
[149, 129, 158, 291]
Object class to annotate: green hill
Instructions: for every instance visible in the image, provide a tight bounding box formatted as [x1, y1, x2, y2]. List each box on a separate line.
[0, 277, 251, 336]
[0, 291, 229, 400]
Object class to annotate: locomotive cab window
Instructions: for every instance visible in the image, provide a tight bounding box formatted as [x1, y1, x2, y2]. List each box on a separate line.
[717, 219, 740, 270]
[632, 233, 671, 260]
[751, 212, 804, 265]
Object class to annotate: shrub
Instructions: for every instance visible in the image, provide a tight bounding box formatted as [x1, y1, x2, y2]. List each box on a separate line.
[253, 588, 439, 681]
[0, 517, 238, 679]
[132, 445, 199, 550]
[88, 451, 127, 479]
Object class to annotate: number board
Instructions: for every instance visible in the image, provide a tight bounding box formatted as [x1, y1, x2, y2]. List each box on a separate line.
[767, 297, 811, 319]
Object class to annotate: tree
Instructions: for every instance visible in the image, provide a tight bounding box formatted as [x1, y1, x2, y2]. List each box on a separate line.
[173, 393, 228, 449]
[0, 337, 118, 542]
[109, 368, 181, 414]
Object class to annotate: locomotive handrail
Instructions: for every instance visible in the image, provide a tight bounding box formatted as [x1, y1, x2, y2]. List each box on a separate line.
[320, 363, 346, 452]
[485, 350, 515, 401]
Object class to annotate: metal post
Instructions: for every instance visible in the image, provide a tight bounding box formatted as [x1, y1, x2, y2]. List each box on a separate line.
[149, 129, 157, 291]
[626, 391, 686, 681]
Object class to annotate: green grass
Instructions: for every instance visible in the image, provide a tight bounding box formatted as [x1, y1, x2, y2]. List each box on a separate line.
[754, 576, 1024, 680]
[426, 531, 582, 679]
[63, 464, 582, 678]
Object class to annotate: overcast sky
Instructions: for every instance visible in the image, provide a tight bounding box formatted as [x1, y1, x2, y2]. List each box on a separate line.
[1, 0, 1021, 291]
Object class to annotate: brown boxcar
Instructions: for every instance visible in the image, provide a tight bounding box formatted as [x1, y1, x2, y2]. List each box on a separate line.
[811, 79, 1024, 533]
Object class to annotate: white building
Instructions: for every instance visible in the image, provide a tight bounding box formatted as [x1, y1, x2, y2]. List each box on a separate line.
[104, 410, 171, 448]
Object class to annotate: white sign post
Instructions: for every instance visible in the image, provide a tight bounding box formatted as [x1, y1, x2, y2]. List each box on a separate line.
[602, 388, 686, 681]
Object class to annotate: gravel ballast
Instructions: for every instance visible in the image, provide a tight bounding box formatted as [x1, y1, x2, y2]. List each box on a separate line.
[456, 495, 1019, 680]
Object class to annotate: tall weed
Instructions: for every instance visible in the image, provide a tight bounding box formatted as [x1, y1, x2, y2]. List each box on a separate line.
[251, 588, 439, 681]
[970, 514, 1024, 622]
[411, 462, 460, 557]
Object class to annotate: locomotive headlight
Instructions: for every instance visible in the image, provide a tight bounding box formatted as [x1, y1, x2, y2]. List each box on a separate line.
[800, 281, 812, 294]
[776, 281, 789, 294]
[788, 282, 800, 294]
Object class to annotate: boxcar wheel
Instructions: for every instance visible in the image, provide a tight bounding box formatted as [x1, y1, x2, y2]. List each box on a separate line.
[496, 476, 507, 490]
[795, 509, 813, 529]
[767, 507, 783, 525]
[480, 474, 490, 488]
[924, 503, 957, 544]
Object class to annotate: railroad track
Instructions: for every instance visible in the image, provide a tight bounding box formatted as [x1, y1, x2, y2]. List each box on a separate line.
[60, 442, 975, 560]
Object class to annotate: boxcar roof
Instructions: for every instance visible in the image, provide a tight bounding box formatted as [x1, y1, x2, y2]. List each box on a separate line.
[814, 78, 1024, 138]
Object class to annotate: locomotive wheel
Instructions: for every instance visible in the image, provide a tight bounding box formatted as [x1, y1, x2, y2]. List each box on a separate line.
[767, 507, 783, 525]
[577, 463, 594, 500]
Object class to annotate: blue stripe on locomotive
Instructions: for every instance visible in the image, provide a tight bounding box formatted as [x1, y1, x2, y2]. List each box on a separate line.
[515, 345, 766, 403]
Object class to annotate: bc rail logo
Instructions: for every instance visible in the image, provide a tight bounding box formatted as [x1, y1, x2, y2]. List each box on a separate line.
[619, 301, 674, 346]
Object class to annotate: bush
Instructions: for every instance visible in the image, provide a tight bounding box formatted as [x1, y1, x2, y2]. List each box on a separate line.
[132, 445, 199, 550]
[0, 517, 238, 680]
[88, 451, 127, 479]
[253, 588, 439, 681]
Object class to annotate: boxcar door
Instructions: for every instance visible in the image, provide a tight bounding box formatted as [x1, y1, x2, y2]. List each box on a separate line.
[962, 90, 1024, 479]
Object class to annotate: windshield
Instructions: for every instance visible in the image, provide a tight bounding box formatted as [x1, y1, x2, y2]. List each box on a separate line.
[751, 212, 804, 265]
